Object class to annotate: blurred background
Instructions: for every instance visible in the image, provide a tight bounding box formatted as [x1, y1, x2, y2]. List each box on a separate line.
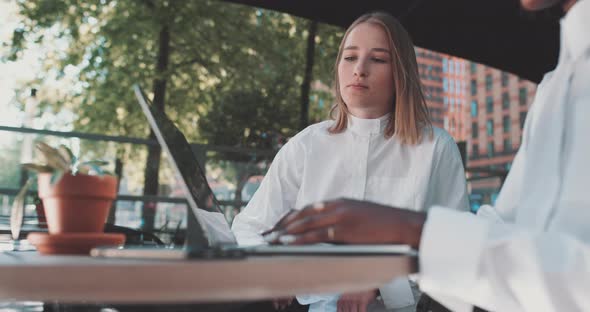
[0, 0, 540, 245]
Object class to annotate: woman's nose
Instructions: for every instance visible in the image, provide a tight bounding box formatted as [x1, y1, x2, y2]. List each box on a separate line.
[353, 60, 368, 78]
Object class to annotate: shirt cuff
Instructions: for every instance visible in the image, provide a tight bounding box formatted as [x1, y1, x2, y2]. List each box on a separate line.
[418, 206, 491, 311]
[476, 204, 504, 223]
[379, 277, 415, 309]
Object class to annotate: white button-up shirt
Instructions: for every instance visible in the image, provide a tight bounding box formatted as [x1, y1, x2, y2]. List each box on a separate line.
[232, 113, 469, 311]
[419, 1, 590, 311]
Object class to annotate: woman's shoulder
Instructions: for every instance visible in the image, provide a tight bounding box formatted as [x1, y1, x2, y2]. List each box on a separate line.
[415, 126, 459, 156]
[289, 120, 335, 143]
[274, 120, 335, 159]
[430, 126, 455, 144]
[417, 126, 455, 146]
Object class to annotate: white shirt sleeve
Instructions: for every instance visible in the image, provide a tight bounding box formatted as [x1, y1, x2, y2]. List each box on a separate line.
[475, 149, 528, 224]
[419, 207, 590, 312]
[424, 137, 470, 212]
[231, 139, 303, 246]
[379, 136, 470, 310]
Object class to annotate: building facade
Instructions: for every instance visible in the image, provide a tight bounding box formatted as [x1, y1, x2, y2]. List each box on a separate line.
[465, 62, 536, 209]
[416, 48, 445, 128]
[416, 48, 537, 210]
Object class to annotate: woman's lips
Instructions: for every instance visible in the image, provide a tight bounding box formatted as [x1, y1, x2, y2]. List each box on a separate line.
[348, 83, 369, 90]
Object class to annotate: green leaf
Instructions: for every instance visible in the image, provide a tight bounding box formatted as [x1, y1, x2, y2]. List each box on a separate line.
[36, 142, 70, 172]
[57, 145, 74, 166]
[50, 170, 64, 185]
[21, 163, 54, 173]
[10, 178, 34, 241]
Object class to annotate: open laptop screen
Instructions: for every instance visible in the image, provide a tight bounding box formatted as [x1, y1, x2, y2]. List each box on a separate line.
[133, 84, 237, 247]
[134, 85, 221, 214]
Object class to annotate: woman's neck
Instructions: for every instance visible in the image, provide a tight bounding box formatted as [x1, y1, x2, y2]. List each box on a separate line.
[348, 107, 392, 119]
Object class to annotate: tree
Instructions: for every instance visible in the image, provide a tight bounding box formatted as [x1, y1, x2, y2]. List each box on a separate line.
[6, 0, 344, 230]
[0, 140, 23, 189]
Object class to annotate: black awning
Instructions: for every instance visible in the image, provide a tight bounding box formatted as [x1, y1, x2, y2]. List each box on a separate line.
[223, 0, 562, 83]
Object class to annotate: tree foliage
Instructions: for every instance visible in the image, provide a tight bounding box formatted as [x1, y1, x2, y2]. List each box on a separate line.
[6, 0, 344, 228]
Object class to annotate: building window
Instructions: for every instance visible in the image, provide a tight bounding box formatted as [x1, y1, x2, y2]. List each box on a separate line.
[472, 144, 479, 157]
[502, 92, 510, 109]
[486, 119, 494, 136]
[449, 80, 454, 94]
[485, 74, 493, 91]
[504, 138, 512, 152]
[471, 100, 478, 117]
[501, 72, 509, 87]
[487, 142, 495, 157]
[519, 87, 527, 106]
[471, 79, 477, 96]
[472, 122, 478, 138]
[442, 58, 447, 72]
[470, 62, 477, 74]
[486, 96, 494, 113]
[503, 115, 511, 133]
[520, 111, 527, 130]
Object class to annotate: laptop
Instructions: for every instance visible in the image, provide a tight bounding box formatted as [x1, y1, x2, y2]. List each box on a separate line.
[90, 84, 417, 260]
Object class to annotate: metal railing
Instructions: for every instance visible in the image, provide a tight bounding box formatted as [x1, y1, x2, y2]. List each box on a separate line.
[0, 126, 276, 242]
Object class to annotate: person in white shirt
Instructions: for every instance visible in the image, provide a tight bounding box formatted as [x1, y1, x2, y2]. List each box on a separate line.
[231, 11, 469, 312]
[264, 0, 590, 311]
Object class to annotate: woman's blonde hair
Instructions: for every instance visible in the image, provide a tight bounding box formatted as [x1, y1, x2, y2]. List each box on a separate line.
[329, 11, 432, 145]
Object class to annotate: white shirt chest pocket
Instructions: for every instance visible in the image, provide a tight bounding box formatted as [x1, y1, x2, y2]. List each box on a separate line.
[365, 176, 416, 210]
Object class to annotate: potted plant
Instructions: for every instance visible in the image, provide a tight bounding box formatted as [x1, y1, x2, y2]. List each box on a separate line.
[16, 141, 118, 234]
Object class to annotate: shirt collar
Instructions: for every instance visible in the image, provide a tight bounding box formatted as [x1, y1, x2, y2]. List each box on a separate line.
[347, 113, 391, 136]
[560, 0, 590, 63]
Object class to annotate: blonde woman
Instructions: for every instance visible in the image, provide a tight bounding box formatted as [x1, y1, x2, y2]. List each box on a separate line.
[232, 11, 469, 312]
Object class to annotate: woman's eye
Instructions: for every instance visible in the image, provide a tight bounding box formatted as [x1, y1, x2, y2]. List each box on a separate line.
[343, 56, 357, 62]
[372, 58, 386, 63]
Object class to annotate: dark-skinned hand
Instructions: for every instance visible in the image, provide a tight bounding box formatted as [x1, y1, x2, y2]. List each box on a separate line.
[262, 198, 426, 249]
[337, 289, 379, 312]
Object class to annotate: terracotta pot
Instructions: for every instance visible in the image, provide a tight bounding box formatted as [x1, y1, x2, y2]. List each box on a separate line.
[38, 173, 118, 234]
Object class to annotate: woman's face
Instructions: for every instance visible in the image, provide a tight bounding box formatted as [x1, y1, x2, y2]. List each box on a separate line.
[338, 22, 395, 118]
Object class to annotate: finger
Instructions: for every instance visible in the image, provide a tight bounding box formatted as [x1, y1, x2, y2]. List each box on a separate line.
[344, 295, 356, 312]
[261, 209, 297, 236]
[272, 299, 279, 310]
[283, 211, 342, 236]
[359, 301, 368, 312]
[356, 296, 369, 312]
[344, 297, 354, 312]
[337, 296, 346, 312]
[276, 200, 341, 230]
[279, 226, 340, 245]
[263, 201, 339, 244]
